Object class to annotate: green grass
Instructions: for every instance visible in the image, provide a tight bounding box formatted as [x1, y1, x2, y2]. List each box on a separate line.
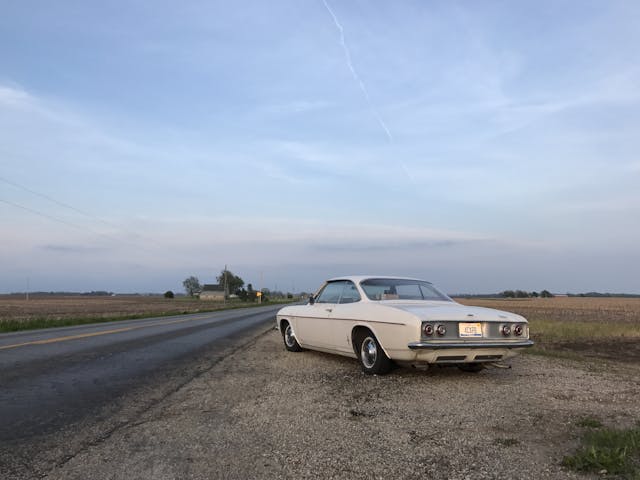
[562, 425, 640, 478]
[0, 300, 294, 333]
[494, 438, 520, 447]
[577, 416, 604, 429]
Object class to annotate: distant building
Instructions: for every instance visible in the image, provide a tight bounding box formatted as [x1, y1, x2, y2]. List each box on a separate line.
[199, 284, 225, 301]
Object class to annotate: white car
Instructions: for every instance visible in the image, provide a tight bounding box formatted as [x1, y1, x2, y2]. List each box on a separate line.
[276, 276, 533, 374]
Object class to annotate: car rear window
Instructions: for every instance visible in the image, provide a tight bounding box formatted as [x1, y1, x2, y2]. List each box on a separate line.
[360, 278, 451, 301]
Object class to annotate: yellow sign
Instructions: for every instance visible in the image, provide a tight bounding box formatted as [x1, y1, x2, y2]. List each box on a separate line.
[256, 291, 262, 297]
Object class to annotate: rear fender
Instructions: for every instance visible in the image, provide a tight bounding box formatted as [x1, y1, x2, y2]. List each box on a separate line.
[350, 323, 392, 359]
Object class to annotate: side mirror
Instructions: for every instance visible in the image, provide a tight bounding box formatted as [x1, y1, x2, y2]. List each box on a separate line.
[308, 295, 315, 305]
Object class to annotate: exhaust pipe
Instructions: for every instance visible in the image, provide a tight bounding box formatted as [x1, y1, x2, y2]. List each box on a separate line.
[487, 362, 511, 369]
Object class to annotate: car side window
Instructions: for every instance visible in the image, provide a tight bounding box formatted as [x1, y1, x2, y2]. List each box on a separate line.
[396, 284, 423, 300]
[316, 281, 345, 304]
[339, 281, 361, 304]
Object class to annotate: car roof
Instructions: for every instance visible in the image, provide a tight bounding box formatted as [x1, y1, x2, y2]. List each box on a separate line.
[327, 275, 431, 284]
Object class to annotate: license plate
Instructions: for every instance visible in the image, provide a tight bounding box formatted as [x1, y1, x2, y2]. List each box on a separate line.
[459, 322, 482, 338]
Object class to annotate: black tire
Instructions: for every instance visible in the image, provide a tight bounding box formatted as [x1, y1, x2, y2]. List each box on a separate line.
[458, 363, 485, 373]
[355, 331, 392, 375]
[281, 321, 303, 352]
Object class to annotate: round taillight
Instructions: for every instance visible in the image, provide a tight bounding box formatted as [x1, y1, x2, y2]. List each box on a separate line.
[424, 324, 434, 336]
[501, 324, 511, 336]
[436, 324, 446, 336]
[514, 324, 524, 336]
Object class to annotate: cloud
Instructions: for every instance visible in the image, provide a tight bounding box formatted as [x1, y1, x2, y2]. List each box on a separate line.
[311, 238, 490, 253]
[0, 84, 34, 107]
[260, 100, 332, 115]
[0, 82, 215, 173]
[2, 2, 640, 294]
[555, 194, 640, 214]
[39, 244, 111, 254]
[252, 140, 362, 183]
[0, 83, 100, 132]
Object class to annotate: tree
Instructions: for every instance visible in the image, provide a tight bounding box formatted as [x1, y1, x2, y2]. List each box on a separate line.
[261, 288, 270, 302]
[502, 290, 515, 298]
[164, 290, 174, 299]
[540, 290, 554, 298]
[183, 276, 201, 297]
[216, 269, 244, 296]
[237, 288, 248, 301]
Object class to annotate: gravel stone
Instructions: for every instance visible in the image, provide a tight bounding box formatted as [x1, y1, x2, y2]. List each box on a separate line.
[42, 329, 640, 479]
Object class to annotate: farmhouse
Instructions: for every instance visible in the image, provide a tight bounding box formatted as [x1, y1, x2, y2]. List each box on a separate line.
[199, 284, 225, 301]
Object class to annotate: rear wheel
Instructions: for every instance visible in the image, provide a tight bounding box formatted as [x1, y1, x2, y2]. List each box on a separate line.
[356, 331, 391, 375]
[458, 363, 485, 373]
[282, 322, 303, 352]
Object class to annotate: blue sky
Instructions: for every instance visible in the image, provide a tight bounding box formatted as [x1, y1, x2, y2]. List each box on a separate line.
[1, 1, 639, 294]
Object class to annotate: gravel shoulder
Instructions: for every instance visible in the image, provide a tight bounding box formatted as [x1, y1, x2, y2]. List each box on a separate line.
[36, 329, 640, 479]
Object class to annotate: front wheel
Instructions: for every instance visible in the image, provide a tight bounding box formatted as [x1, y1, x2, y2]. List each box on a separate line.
[356, 332, 392, 375]
[282, 322, 303, 352]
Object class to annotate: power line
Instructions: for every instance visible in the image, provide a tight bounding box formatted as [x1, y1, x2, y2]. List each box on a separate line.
[0, 197, 147, 252]
[0, 197, 97, 233]
[0, 175, 121, 231]
[0, 175, 162, 250]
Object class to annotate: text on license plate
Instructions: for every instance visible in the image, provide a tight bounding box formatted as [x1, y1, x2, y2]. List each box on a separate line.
[459, 322, 483, 338]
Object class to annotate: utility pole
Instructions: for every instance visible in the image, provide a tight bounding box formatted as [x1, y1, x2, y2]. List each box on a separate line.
[223, 264, 228, 306]
[26, 277, 30, 302]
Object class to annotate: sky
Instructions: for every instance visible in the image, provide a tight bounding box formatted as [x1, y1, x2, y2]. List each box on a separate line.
[1, 0, 639, 294]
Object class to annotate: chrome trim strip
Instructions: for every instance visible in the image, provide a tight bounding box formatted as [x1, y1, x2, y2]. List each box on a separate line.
[361, 319, 407, 326]
[293, 316, 406, 326]
[407, 340, 534, 350]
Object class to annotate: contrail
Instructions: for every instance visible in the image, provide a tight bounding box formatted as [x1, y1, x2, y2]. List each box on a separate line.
[321, 0, 414, 181]
[321, 0, 393, 142]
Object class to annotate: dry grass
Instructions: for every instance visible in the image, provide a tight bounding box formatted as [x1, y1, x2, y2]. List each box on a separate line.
[0, 295, 281, 332]
[0, 295, 215, 321]
[455, 297, 640, 363]
[455, 297, 640, 324]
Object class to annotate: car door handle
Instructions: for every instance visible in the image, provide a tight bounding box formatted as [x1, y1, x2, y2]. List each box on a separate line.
[325, 308, 332, 312]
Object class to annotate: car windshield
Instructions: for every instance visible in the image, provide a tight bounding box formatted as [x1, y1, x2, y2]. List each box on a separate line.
[360, 278, 451, 302]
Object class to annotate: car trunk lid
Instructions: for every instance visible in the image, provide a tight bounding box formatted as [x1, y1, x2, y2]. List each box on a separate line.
[384, 301, 517, 322]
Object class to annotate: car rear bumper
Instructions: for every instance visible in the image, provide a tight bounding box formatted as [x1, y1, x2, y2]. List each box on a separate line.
[407, 339, 534, 350]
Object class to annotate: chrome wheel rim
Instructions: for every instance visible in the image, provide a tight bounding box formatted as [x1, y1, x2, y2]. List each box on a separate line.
[284, 325, 296, 347]
[361, 337, 377, 368]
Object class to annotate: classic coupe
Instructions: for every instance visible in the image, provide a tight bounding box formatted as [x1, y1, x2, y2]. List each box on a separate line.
[276, 276, 533, 374]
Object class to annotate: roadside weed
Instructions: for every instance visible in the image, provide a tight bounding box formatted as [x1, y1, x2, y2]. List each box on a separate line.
[577, 416, 604, 429]
[562, 426, 640, 477]
[494, 438, 520, 447]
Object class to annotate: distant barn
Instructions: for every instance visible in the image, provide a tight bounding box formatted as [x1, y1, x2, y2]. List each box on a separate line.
[199, 284, 225, 301]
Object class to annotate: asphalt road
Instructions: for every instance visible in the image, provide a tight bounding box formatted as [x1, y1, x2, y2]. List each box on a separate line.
[0, 304, 280, 472]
